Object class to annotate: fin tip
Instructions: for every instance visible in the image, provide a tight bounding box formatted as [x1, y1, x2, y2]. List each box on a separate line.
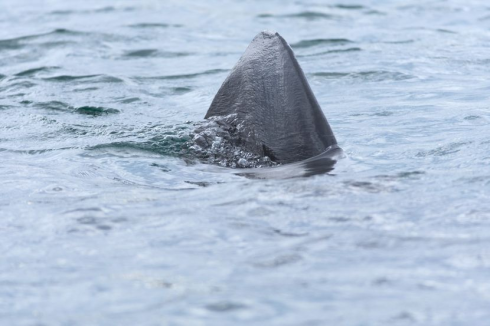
[257, 30, 280, 38]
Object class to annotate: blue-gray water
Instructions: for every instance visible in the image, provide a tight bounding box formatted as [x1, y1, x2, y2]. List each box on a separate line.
[2, 0, 490, 325]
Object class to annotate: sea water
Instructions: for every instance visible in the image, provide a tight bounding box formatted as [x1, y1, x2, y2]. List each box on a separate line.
[1, 0, 490, 325]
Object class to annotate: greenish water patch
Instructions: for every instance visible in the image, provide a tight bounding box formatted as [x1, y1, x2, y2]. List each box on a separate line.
[30, 101, 119, 116]
[75, 106, 120, 116]
[311, 72, 350, 78]
[172, 87, 192, 94]
[44, 74, 99, 81]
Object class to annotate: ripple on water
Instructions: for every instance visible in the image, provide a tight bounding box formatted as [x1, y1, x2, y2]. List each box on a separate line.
[14, 66, 60, 77]
[43, 74, 123, 83]
[0, 28, 85, 50]
[122, 49, 192, 58]
[116, 97, 140, 104]
[127, 23, 182, 28]
[311, 70, 414, 82]
[141, 87, 193, 98]
[331, 4, 365, 10]
[31, 101, 119, 116]
[49, 6, 135, 15]
[73, 87, 99, 92]
[94, 6, 135, 13]
[33, 101, 71, 111]
[384, 39, 416, 44]
[290, 38, 353, 48]
[206, 302, 247, 312]
[171, 87, 193, 94]
[344, 180, 399, 193]
[375, 171, 426, 182]
[133, 69, 228, 81]
[88, 137, 189, 157]
[258, 11, 340, 20]
[252, 253, 303, 268]
[65, 209, 129, 233]
[456, 115, 489, 126]
[3, 1, 490, 324]
[416, 142, 470, 157]
[298, 47, 361, 57]
[1, 81, 37, 93]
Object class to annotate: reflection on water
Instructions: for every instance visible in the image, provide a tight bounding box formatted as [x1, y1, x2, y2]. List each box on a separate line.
[1, 0, 490, 325]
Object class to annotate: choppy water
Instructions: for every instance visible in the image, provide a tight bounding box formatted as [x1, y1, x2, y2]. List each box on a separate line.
[2, 0, 490, 325]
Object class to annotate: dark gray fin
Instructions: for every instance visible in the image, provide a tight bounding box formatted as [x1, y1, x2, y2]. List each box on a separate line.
[205, 31, 337, 164]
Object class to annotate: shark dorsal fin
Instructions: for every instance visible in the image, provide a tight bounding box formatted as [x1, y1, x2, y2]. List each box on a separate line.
[205, 31, 337, 164]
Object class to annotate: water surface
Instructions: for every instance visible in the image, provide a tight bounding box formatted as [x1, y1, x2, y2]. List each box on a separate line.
[1, 0, 490, 325]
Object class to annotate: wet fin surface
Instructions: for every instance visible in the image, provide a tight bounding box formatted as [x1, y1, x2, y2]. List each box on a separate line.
[205, 31, 337, 164]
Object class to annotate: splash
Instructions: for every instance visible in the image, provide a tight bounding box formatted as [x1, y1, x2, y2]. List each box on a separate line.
[186, 115, 279, 168]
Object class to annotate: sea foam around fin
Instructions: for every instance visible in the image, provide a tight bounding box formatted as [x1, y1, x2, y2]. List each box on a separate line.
[187, 114, 280, 168]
